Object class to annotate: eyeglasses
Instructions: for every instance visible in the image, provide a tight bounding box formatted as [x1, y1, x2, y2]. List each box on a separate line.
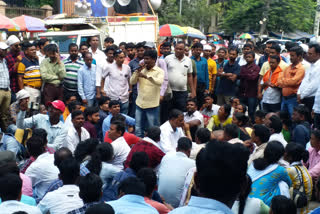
[14, 44, 21, 48]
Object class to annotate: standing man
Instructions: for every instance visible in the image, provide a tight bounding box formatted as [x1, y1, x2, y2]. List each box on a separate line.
[203, 45, 217, 95]
[102, 49, 131, 114]
[63, 43, 84, 96]
[298, 43, 320, 113]
[37, 38, 49, 64]
[277, 46, 305, 116]
[17, 42, 41, 112]
[78, 53, 96, 107]
[98, 46, 115, 99]
[191, 43, 209, 108]
[129, 42, 145, 118]
[40, 44, 66, 103]
[104, 37, 114, 50]
[124, 42, 136, 65]
[88, 36, 105, 65]
[216, 47, 240, 105]
[79, 43, 96, 65]
[130, 50, 164, 138]
[0, 42, 11, 132]
[165, 42, 195, 112]
[258, 41, 274, 68]
[160, 42, 172, 59]
[5, 35, 22, 102]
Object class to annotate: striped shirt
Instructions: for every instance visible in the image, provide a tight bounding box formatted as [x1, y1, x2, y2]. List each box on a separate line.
[17, 57, 41, 88]
[63, 57, 84, 92]
[0, 58, 10, 89]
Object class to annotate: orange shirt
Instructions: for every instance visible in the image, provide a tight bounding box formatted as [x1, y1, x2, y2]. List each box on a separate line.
[144, 197, 170, 214]
[277, 62, 305, 96]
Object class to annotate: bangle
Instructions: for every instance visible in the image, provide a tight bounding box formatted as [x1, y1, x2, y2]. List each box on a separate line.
[186, 130, 191, 134]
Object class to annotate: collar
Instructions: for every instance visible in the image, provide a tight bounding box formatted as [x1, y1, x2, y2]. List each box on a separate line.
[176, 151, 188, 158]
[188, 196, 233, 214]
[46, 115, 64, 128]
[310, 147, 320, 156]
[24, 56, 38, 64]
[290, 62, 302, 69]
[174, 54, 185, 61]
[143, 137, 161, 149]
[290, 161, 302, 166]
[191, 56, 203, 62]
[67, 56, 80, 62]
[120, 194, 145, 203]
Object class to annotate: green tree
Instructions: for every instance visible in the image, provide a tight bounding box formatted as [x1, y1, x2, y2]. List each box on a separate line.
[157, 0, 183, 25]
[221, 0, 315, 34]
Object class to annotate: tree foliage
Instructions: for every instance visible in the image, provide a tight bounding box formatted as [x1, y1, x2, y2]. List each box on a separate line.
[221, 0, 315, 33]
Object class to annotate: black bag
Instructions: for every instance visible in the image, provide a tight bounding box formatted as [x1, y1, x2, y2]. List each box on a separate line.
[292, 166, 308, 208]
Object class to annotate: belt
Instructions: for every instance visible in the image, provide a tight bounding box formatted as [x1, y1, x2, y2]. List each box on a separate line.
[26, 85, 40, 90]
[283, 94, 297, 100]
[0, 87, 9, 91]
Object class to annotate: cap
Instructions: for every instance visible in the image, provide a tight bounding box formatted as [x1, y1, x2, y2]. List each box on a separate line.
[6, 35, 20, 46]
[144, 41, 155, 49]
[16, 89, 30, 102]
[200, 40, 207, 45]
[203, 44, 212, 51]
[0, 151, 16, 163]
[47, 100, 65, 113]
[0, 42, 9, 50]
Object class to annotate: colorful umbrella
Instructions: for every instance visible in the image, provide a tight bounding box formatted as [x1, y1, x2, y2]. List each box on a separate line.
[207, 34, 222, 40]
[8, 19, 21, 32]
[13, 15, 46, 32]
[159, 24, 184, 37]
[239, 33, 254, 40]
[0, 15, 16, 30]
[181, 27, 206, 39]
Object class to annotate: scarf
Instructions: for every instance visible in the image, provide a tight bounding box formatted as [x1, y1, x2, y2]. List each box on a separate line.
[262, 66, 282, 89]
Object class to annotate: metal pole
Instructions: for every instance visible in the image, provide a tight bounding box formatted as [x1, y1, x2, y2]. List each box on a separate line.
[179, 0, 182, 15]
[314, 0, 320, 40]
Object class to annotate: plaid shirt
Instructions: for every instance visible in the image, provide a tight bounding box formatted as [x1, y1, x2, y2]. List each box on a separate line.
[67, 202, 101, 214]
[5, 51, 20, 92]
[0, 58, 10, 89]
[124, 139, 165, 169]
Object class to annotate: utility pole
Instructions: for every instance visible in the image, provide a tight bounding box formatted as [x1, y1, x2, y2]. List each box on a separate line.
[314, 0, 320, 40]
[179, 0, 182, 15]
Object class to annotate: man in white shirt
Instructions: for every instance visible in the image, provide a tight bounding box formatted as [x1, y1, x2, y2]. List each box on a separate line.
[36, 38, 49, 64]
[265, 113, 287, 147]
[158, 137, 195, 208]
[88, 36, 105, 67]
[165, 42, 195, 112]
[38, 158, 84, 214]
[63, 110, 90, 153]
[184, 98, 204, 141]
[223, 124, 243, 144]
[160, 109, 187, 153]
[108, 120, 130, 169]
[25, 136, 59, 201]
[298, 43, 320, 113]
[101, 49, 131, 114]
[0, 173, 42, 214]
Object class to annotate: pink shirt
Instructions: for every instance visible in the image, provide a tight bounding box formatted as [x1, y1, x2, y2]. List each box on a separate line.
[20, 172, 33, 197]
[307, 147, 320, 178]
[144, 197, 170, 214]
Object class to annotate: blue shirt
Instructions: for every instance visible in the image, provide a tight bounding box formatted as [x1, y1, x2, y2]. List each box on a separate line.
[77, 64, 96, 100]
[102, 113, 135, 138]
[129, 57, 142, 93]
[216, 60, 240, 96]
[107, 194, 158, 214]
[16, 112, 67, 150]
[102, 168, 136, 202]
[0, 195, 37, 206]
[169, 196, 234, 214]
[191, 56, 209, 89]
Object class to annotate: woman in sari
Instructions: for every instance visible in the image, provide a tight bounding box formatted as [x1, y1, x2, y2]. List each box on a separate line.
[248, 141, 292, 206]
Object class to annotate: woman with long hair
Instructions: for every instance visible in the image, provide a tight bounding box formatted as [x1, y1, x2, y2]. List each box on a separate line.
[248, 141, 292, 206]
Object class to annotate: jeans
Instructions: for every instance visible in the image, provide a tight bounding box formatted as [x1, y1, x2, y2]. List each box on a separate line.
[120, 101, 129, 115]
[135, 105, 159, 138]
[0, 89, 11, 131]
[87, 98, 96, 107]
[217, 95, 232, 105]
[240, 97, 257, 123]
[128, 91, 137, 118]
[170, 91, 188, 112]
[196, 83, 206, 108]
[262, 102, 281, 113]
[281, 95, 298, 117]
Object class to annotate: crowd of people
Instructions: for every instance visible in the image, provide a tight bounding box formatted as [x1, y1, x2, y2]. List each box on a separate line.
[1, 33, 320, 214]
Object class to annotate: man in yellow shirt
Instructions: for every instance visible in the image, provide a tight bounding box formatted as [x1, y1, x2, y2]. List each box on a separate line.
[203, 45, 217, 94]
[130, 50, 164, 138]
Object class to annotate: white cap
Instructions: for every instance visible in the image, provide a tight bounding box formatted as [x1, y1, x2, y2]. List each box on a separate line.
[144, 41, 155, 49]
[203, 44, 212, 51]
[0, 42, 9, 50]
[6, 35, 20, 46]
[300, 44, 308, 53]
[200, 40, 207, 45]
